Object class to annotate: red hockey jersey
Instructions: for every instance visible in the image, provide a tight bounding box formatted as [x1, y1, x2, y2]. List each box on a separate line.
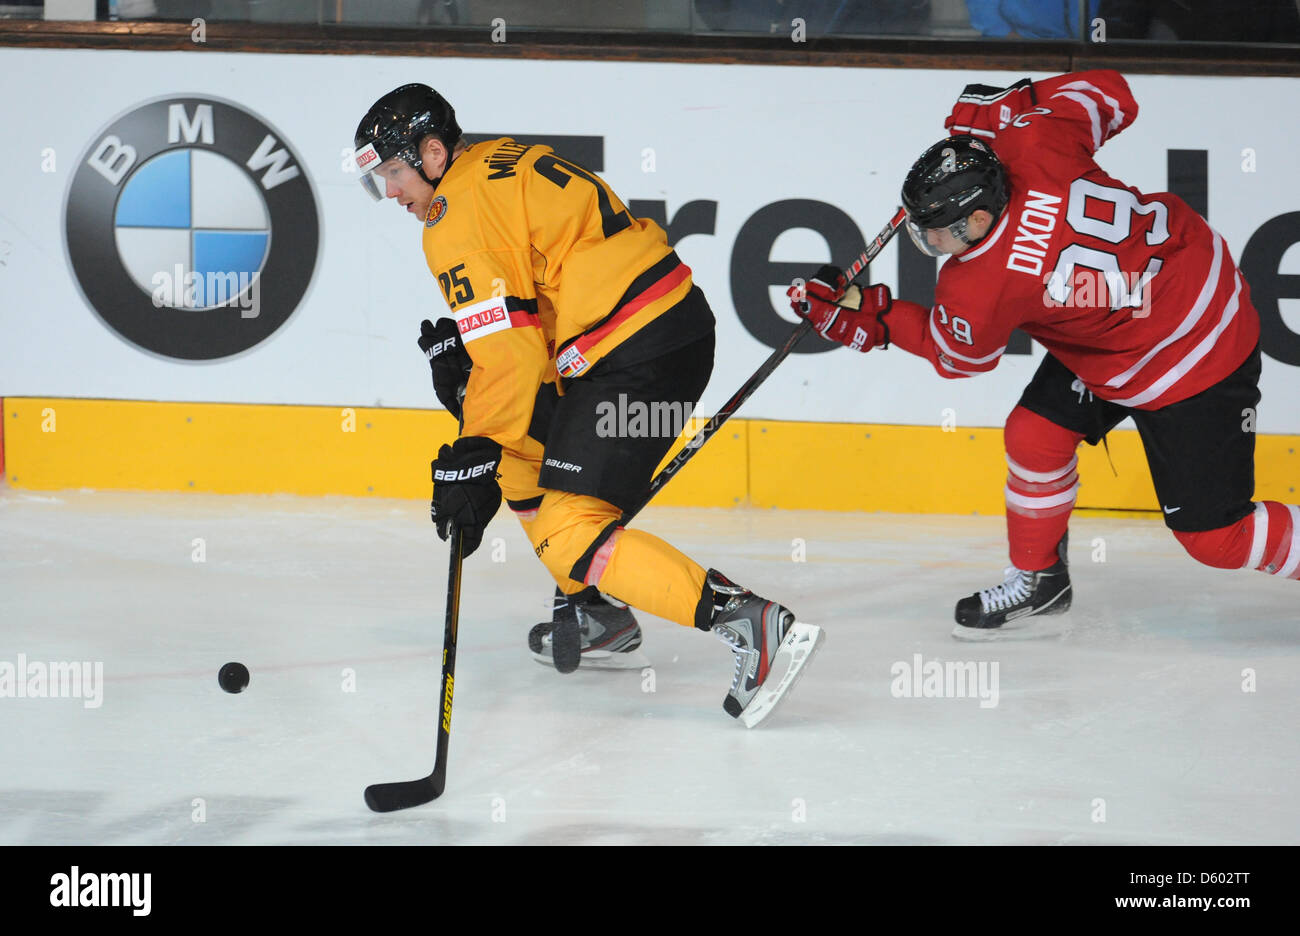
[889, 70, 1259, 410]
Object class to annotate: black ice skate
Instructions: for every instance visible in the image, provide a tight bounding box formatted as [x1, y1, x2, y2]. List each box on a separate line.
[953, 534, 1072, 640]
[529, 587, 650, 671]
[705, 570, 823, 728]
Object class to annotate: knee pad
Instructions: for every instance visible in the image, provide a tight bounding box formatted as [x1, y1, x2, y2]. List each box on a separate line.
[527, 492, 621, 586]
[1173, 522, 1252, 570]
[1003, 406, 1084, 520]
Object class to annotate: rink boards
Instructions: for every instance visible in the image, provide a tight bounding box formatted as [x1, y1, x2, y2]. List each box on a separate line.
[5, 396, 1297, 514]
[1, 48, 1297, 510]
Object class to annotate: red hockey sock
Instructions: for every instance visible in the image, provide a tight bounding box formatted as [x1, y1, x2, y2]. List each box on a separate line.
[1003, 406, 1085, 571]
[1173, 502, 1300, 578]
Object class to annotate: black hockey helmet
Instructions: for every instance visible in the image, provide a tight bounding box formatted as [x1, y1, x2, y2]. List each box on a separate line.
[353, 83, 462, 200]
[901, 135, 1008, 256]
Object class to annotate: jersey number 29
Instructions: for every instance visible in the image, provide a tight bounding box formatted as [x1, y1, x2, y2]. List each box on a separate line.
[1047, 178, 1168, 312]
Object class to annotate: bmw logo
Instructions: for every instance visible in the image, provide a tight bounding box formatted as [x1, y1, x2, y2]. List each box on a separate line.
[64, 96, 319, 360]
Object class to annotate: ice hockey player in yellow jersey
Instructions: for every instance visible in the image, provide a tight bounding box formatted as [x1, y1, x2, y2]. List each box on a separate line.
[353, 83, 820, 725]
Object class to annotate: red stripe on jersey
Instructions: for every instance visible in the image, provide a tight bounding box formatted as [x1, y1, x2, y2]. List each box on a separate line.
[558, 261, 689, 378]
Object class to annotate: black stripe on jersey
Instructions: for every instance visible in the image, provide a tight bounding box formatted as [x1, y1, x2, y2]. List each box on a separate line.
[506, 296, 539, 317]
[507, 494, 545, 513]
[614, 250, 683, 313]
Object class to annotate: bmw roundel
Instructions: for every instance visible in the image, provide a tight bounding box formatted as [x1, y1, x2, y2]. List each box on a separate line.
[64, 96, 319, 360]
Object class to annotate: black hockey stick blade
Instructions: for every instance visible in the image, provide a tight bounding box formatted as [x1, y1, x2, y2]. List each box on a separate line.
[364, 526, 464, 812]
[364, 774, 443, 812]
[550, 611, 581, 674]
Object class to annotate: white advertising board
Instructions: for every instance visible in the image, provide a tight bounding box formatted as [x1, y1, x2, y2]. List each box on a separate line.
[1, 48, 1297, 430]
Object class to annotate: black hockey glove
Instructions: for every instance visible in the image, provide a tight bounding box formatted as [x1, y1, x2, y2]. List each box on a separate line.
[430, 436, 502, 557]
[419, 318, 472, 423]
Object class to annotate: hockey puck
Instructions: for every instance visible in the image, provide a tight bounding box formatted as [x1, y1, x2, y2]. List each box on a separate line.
[218, 661, 250, 694]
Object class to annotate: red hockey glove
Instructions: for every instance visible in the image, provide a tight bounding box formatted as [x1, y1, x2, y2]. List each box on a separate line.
[788, 265, 892, 353]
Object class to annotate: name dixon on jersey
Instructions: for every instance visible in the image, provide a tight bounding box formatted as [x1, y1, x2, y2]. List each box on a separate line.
[1006, 190, 1063, 276]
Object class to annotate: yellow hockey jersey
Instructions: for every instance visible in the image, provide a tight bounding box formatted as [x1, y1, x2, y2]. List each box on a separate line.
[421, 138, 695, 454]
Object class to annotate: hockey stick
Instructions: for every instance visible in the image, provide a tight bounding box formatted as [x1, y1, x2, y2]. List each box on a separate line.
[364, 525, 464, 812]
[550, 207, 907, 672]
[621, 206, 907, 523]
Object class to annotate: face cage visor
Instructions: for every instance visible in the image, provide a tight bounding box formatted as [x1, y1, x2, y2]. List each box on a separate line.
[905, 214, 976, 258]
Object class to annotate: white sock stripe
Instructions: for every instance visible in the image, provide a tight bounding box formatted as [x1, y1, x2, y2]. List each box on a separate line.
[1007, 469, 1078, 495]
[1006, 501, 1077, 519]
[1277, 505, 1300, 578]
[1245, 502, 1268, 571]
[1004, 483, 1078, 511]
[1005, 453, 1078, 485]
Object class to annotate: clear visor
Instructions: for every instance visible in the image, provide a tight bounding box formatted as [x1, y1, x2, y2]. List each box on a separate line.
[906, 216, 973, 258]
[358, 171, 384, 201]
[354, 142, 388, 201]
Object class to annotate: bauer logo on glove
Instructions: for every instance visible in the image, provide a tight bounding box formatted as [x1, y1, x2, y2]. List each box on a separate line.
[433, 460, 498, 482]
[429, 436, 503, 557]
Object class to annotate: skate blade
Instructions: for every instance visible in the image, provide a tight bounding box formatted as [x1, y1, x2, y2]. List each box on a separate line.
[530, 648, 652, 671]
[951, 612, 1072, 642]
[738, 621, 824, 729]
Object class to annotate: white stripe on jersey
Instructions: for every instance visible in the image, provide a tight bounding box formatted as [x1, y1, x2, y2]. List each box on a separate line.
[937, 356, 977, 377]
[1245, 502, 1269, 570]
[1056, 79, 1126, 138]
[1005, 484, 1078, 511]
[1110, 272, 1243, 408]
[956, 209, 1011, 263]
[1051, 90, 1103, 151]
[1006, 454, 1078, 485]
[929, 311, 1007, 365]
[1105, 231, 1225, 390]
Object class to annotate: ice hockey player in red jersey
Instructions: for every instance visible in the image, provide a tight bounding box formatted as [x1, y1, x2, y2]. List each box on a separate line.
[790, 69, 1298, 638]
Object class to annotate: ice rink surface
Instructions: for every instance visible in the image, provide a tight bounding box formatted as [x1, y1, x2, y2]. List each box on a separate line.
[1, 487, 1296, 845]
